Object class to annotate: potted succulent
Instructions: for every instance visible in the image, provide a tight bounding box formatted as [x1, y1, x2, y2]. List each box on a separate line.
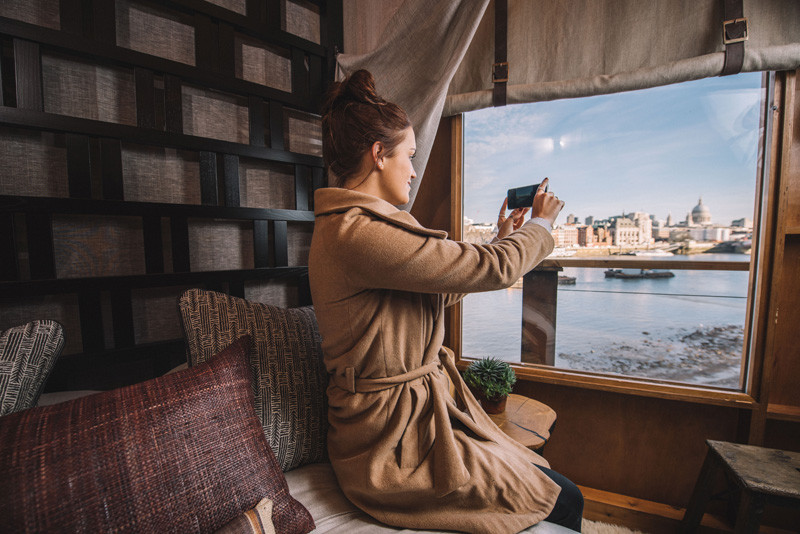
[462, 357, 517, 414]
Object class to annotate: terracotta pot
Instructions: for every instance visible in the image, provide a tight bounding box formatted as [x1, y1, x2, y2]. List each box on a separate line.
[467, 385, 507, 414]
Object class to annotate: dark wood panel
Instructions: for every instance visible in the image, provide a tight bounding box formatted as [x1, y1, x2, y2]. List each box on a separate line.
[0, 107, 324, 167]
[12, 39, 42, 111]
[269, 100, 284, 150]
[142, 215, 164, 274]
[199, 151, 219, 205]
[0, 195, 315, 222]
[222, 154, 240, 207]
[273, 219, 288, 267]
[25, 212, 55, 279]
[248, 95, 266, 147]
[253, 220, 269, 268]
[79, 289, 104, 352]
[100, 138, 124, 201]
[59, 0, 85, 36]
[0, 213, 17, 280]
[0, 17, 318, 111]
[295, 165, 311, 211]
[170, 215, 190, 272]
[66, 133, 92, 198]
[0, 266, 310, 297]
[134, 67, 156, 129]
[110, 287, 135, 348]
[90, 0, 116, 45]
[163, 74, 183, 133]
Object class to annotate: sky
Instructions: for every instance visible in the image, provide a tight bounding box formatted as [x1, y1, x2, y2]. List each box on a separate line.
[463, 72, 764, 227]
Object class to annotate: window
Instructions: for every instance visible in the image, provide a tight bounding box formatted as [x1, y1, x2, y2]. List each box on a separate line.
[460, 73, 767, 390]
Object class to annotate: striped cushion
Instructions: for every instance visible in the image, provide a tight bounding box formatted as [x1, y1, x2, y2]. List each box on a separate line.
[0, 320, 65, 416]
[179, 289, 328, 472]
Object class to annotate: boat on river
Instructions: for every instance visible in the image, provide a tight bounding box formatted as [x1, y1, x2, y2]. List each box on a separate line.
[604, 268, 675, 279]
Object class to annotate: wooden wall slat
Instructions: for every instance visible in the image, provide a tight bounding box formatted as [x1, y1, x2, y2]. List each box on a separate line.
[248, 95, 266, 146]
[135, 67, 156, 129]
[13, 39, 42, 111]
[291, 47, 307, 100]
[269, 100, 284, 150]
[111, 287, 135, 348]
[26, 213, 55, 279]
[66, 133, 92, 198]
[101, 138, 124, 201]
[273, 219, 288, 267]
[199, 151, 219, 205]
[295, 164, 310, 211]
[90, 0, 117, 45]
[222, 154, 240, 207]
[254, 219, 269, 268]
[164, 74, 184, 133]
[79, 290, 104, 352]
[0, 213, 18, 281]
[170, 216, 190, 272]
[143, 215, 164, 274]
[59, 0, 85, 36]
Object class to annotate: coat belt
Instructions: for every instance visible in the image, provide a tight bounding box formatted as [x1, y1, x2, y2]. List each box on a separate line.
[331, 360, 442, 394]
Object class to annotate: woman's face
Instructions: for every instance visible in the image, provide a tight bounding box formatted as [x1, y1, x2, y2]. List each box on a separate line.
[376, 126, 417, 205]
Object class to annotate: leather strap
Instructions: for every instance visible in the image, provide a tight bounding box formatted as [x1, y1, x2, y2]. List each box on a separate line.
[721, 0, 747, 76]
[492, 0, 508, 107]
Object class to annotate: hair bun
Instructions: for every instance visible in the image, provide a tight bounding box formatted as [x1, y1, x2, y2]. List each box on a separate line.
[321, 70, 383, 116]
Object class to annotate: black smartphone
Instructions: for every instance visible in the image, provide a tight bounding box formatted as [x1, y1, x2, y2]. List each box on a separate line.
[507, 182, 547, 209]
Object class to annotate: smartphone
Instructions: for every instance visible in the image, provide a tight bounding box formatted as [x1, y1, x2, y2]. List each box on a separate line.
[507, 182, 547, 209]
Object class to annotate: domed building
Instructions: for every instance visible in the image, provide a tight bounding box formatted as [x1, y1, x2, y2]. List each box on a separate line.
[691, 197, 712, 225]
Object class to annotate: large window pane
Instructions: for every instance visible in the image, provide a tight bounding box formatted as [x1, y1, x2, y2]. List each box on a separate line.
[462, 73, 765, 389]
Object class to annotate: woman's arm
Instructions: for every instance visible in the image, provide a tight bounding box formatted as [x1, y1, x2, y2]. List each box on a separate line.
[329, 213, 554, 294]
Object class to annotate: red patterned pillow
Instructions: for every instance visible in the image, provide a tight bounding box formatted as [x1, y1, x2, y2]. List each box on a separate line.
[0, 336, 314, 534]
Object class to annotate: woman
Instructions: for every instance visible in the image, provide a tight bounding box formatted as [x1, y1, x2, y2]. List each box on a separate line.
[309, 70, 582, 533]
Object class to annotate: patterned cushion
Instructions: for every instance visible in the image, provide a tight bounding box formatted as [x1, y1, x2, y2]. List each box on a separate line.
[179, 289, 328, 472]
[0, 320, 65, 416]
[0, 336, 315, 534]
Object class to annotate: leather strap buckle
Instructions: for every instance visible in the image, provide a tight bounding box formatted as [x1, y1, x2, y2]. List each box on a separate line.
[492, 62, 509, 84]
[722, 17, 748, 45]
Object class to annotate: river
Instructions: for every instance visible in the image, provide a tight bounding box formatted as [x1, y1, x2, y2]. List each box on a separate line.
[461, 253, 750, 388]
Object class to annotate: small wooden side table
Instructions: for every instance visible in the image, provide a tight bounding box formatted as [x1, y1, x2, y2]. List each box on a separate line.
[488, 393, 557, 454]
[681, 440, 800, 533]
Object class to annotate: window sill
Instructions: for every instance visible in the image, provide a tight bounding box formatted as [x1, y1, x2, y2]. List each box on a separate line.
[456, 359, 755, 409]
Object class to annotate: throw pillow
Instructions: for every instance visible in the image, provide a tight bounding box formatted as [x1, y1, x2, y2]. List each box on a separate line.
[0, 336, 315, 534]
[179, 289, 328, 472]
[0, 320, 65, 416]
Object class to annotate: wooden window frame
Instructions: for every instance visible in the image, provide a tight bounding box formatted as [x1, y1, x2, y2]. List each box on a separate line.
[449, 72, 784, 411]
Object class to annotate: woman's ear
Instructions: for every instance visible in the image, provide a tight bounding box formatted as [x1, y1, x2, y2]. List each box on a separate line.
[371, 141, 385, 169]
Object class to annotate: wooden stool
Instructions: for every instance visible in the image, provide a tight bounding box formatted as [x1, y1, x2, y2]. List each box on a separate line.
[681, 440, 800, 533]
[488, 393, 557, 454]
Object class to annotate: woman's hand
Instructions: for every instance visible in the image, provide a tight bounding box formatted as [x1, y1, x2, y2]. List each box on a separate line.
[532, 178, 564, 226]
[496, 198, 529, 240]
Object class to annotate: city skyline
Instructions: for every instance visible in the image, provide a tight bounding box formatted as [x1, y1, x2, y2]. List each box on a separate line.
[463, 72, 764, 227]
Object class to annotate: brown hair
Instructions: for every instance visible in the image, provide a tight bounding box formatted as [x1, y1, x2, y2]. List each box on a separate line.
[321, 70, 411, 187]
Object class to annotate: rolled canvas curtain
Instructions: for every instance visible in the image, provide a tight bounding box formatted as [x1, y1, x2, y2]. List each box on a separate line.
[336, 0, 490, 210]
[444, 0, 800, 116]
[338, 0, 800, 208]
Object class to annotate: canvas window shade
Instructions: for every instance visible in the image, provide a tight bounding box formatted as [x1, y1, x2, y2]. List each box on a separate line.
[444, 0, 800, 116]
[339, 0, 800, 205]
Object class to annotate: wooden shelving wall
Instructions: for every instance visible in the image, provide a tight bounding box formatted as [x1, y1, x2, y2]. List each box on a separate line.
[0, 0, 343, 390]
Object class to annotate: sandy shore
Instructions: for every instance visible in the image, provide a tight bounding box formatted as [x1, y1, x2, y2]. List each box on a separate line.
[556, 324, 743, 388]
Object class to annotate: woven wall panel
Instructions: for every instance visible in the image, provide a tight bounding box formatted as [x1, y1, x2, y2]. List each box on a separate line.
[0, 295, 82, 355]
[188, 219, 254, 271]
[284, 109, 322, 156]
[131, 286, 189, 345]
[204, 0, 247, 15]
[182, 85, 249, 144]
[287, 222, 312, 266]
[239, 158, 295, 209]
[235, 34, 292, 93]
[243, 280, 298, 309]
[0, 0, 60, 30]
[52, 215, 146, 278]
[122, 144, 201, 204]
[283, 0, 320, 44]
[42, 54, 137, 126]
[0, 128, 68, 198]
[116, 0, 196, 66]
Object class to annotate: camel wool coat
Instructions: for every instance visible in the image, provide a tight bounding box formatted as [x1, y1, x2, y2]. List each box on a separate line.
[308, 188, 561, 534]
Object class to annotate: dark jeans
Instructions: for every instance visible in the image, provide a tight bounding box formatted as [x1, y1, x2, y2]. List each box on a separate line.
[535, 465, 584, 532]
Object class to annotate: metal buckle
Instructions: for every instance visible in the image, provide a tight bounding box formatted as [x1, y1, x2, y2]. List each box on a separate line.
[722, 17, 748, 45]
[492, 62, 509, 83]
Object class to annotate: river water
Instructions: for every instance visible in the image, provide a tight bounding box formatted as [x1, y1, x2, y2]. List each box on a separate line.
[461, 253, 750, 389]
